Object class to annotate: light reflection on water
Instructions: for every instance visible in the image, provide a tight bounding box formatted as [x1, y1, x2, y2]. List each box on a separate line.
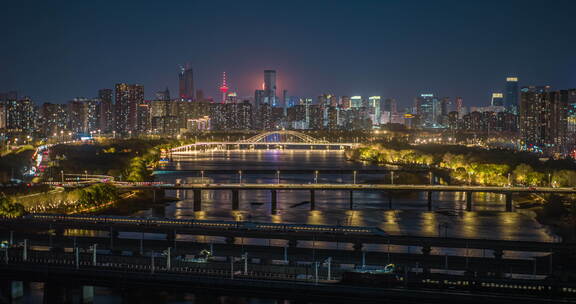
[62, 150, 551, 260]
[146, 151, 557, 244]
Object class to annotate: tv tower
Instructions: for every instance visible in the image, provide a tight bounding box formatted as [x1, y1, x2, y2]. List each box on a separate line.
[219, 72, 229, 103]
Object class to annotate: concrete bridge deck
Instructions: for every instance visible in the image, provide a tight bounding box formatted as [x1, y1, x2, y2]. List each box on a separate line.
[1, 215, 568, 253]
[116, 182, 576, 194]
[1, 250, 575, 304]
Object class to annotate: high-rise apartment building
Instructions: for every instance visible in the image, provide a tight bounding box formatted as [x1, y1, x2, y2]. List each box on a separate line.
[98, 89, 114, 133]
[115, 83, 144, 133]
[41, 103, 68, 136]
[2, 97, 36, 131]
[519, 85, 568, 155]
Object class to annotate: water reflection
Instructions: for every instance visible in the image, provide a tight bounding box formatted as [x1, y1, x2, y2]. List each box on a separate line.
[146, 151, 557, 243]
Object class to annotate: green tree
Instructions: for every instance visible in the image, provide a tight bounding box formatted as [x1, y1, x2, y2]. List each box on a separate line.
[552, 170, 576, 187]
[0, 195, 26, 218]
[513, 164, 535, 185]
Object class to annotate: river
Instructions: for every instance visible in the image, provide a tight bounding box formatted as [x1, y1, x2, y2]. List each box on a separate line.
[18, 150, 557, 303]
[147, 150, 555, 242]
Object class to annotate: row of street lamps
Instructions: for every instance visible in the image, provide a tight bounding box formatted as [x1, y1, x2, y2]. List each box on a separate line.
[229, 170, 397, 185]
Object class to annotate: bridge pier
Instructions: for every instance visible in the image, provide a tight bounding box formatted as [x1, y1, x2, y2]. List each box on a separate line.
[43, 281, 70, 304]
[193, 189, 202, 212]
[271, 190, 277, 214]
[421, 244, 432, 255]
[54, 227, 64, 237]
[505, 192, 513, 212]
[225, 236, 235, 245]
[349, 190, 353, 210]
[493, 248, 504, 277]
[466, 191, 473, 211]
[152, 189, 165, 203]
[166, 230, 176, 243]
[82, 285, 95, 304]
[288, 239, 298, 248]
[152, 205, 166, 218]
[3, 280, 24, 302]
[427, 191, 432, 211]
[109, 228, 119, 251]
[232, 189, 240, 211]
[310, 190, 316, 211]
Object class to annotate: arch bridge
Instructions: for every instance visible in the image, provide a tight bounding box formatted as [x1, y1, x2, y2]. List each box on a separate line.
[170, 130, 359, 154]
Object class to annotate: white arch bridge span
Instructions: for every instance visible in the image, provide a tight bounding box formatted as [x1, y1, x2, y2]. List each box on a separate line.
[170, 130, 360, 154]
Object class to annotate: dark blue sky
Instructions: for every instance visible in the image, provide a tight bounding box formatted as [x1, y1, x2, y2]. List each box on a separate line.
[1, 0, 575, 108]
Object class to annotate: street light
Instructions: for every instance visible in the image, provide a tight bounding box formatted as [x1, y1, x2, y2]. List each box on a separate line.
[314, 170, 319, 184]
[353, 170, 357, 184]
[61, 170, 64, 184]
[238, 170, 243, 184]
[201, 170, 205, 183]
[391, 171, 395, 185]
[276, 170, 280, 184]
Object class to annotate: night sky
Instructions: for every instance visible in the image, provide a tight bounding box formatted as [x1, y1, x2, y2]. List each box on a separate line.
[1, 0, 575, 108]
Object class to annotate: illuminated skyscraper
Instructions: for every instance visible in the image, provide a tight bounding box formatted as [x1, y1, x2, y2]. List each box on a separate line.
[415, 93, 440, 128]
[368, 96, 381, 125]
[350, 96, 362, 108]
[491, 93, 504, 107]
[179, 65, 195, 100]
[505, 77, 519, 114]
[263, 70, 277, 106]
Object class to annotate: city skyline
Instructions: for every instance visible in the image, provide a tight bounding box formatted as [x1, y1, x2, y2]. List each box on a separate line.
[2, 0, 576, 106]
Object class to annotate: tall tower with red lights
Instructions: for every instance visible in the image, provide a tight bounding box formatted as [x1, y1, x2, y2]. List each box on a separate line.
[219, 72, 229, 103]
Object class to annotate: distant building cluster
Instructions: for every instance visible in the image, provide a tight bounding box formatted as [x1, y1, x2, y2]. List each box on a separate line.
[0, 70, 575, 156]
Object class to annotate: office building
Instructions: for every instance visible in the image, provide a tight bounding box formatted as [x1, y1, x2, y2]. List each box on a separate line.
[491, 93, 504, 107]
[263, 70, 277, 106]
[505, 77, 519, 114]
[368, 96, 381, 125]
[179, 65, 195, 100]
[415, 94, 440, 128]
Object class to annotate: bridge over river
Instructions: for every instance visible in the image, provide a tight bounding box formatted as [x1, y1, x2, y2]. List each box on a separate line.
[116, 182, 576, 212]
[1, 214, 576, 303]
[170, 130, 361, 154]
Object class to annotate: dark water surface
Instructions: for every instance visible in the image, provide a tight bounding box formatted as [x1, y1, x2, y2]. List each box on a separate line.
[19, 150, 556, 303]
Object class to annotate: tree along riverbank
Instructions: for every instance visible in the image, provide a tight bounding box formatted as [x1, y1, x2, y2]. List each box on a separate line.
[347, 144, 576, 241]
[346, 143, 576, 187]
